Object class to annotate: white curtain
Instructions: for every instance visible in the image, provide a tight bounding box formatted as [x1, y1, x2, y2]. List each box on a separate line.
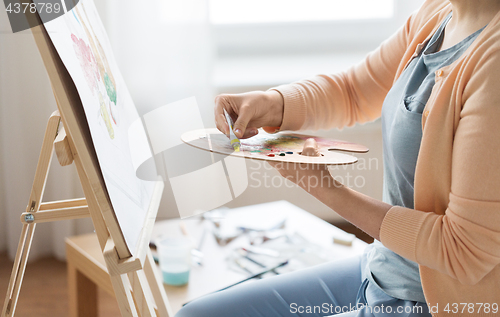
[0, 0, 214, 261]
[0, 9, 90, 261]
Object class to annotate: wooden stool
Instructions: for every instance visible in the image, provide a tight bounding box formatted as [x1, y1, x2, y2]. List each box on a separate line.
[66, 233, 112, 317]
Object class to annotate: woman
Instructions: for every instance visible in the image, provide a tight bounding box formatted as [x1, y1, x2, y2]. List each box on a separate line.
[176, 0, 500, 316]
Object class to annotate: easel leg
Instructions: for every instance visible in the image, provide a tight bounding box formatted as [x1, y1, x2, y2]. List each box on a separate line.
[144, 250, 173, 317]
[110, 274, 139, 317]
[68, 262, 98, 317]
[1, 223, 36, 317]
[128, 270, 156, 317]
[2, 111, 60, 317]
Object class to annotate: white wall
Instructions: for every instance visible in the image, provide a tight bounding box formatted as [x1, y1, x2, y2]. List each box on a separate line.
[214, 0, 426, 57]
[0, 8, 94, 260]
[0, 12, 5, 253]
[0, 27, 59, 259]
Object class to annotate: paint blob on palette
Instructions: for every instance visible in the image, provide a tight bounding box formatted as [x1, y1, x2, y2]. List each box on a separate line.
[181, 128, 368, 165]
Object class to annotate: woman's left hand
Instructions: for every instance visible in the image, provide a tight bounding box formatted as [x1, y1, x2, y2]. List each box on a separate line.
[268, 138, 341, 193]
[268, 161, 340, 193]
[268, 138, 391, 241]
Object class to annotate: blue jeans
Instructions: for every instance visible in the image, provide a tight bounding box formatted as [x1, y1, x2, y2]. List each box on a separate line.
[175, 255, 431, 317]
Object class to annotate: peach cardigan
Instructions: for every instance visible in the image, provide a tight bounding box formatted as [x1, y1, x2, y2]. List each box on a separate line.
[273, 0, 500, 315]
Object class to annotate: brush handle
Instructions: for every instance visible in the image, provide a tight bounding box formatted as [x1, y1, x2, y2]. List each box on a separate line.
[223, 109, 241, 151]
[182, 259, 289, 309]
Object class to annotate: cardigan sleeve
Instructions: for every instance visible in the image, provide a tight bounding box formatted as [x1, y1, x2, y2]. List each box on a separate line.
[380, 49, 500, 285]
[271, 14, 413, 131]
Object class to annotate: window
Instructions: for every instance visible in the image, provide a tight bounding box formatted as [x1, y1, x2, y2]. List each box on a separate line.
[211, 0, 425, 93]
[210, 0, 394, 25]
[212, 0, 424, 56]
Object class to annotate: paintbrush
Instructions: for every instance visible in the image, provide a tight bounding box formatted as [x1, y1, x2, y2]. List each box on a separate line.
[223, 109, 241, 152]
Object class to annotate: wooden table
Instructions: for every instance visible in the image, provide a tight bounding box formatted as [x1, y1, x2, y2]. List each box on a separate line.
[66, 201, 367, 316]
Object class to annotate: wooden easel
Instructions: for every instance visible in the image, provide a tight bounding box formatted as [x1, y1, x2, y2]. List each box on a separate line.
[1, 7, 173, 317]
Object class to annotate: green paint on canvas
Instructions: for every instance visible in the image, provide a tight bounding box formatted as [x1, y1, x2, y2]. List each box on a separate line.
[104, 72, 117, 104]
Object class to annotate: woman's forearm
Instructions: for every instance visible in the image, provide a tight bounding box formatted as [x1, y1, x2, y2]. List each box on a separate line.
[308, 178, 391, 241]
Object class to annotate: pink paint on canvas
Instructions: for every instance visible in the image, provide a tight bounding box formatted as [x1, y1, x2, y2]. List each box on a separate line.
[71, 33, 100, 94]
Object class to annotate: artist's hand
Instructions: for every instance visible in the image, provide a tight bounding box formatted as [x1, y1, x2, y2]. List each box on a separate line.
[269, 139, 341, 192]
[270, 160, 338, 193]
[215, 90, 284, 139]
[270, 138, 391, 240]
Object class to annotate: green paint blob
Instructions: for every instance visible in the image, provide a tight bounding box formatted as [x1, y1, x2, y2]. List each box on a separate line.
[104, 73, 117, 104]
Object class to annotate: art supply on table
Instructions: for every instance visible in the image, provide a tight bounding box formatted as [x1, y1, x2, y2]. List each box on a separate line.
[179, 221, 204, 265]
[182, 259, 289, 307]
[248, 229, 288, 245]
[215, 260, 288, 292]
[234, 257, 256, 275]
[237, 249, 268, 269]
[242, 245, 280, 257]
[210, 216, 244, 246]
[149, 241, 160, 263]
[226, 209, 287, 232]
[237, 217, 286, 232]
[157, 236, 193, 286]
[196, 226, 207, 252]
[223, 109, 241, 152]
[332, 232, 356, 247]
[202, 207, 228, 227]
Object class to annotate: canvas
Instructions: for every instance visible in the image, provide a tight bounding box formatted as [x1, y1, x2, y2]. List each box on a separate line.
[43, 0, 155, 255]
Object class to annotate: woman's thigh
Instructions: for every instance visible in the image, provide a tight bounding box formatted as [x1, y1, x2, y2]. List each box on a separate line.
[175, 256, 363, 317]
[333, 281, 431, 317]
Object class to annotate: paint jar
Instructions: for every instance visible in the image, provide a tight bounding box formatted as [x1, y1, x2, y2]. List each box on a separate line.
[157, 237, 193, 286]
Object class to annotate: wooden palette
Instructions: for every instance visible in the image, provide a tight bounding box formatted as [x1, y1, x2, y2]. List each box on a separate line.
[181, 128, 368, 165]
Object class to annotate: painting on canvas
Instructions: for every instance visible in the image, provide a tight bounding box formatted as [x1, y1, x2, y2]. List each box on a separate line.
[43, 0, 154, 255]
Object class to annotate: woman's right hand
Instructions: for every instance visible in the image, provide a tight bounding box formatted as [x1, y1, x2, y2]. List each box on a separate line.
[214, 90, 284, 139]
